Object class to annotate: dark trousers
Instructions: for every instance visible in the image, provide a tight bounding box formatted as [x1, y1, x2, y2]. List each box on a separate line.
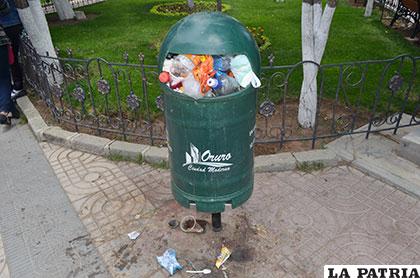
[0, 45, 12, 112]
[4, 24, 23, 91]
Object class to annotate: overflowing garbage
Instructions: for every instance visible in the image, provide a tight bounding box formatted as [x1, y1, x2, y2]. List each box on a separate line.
[159, 53, 261, 99]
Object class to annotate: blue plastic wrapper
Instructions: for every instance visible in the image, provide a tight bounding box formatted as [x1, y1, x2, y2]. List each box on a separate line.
[156, 249, 182, 276]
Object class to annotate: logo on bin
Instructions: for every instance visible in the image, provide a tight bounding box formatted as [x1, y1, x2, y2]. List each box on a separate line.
[183, 144, 232, 173]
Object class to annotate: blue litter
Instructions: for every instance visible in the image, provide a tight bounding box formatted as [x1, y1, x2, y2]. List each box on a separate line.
[156, 248, 182, 276]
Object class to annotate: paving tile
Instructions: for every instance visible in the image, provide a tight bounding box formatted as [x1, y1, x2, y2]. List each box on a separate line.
[0, 128, 109, 278]
[38, 142, 420, 277]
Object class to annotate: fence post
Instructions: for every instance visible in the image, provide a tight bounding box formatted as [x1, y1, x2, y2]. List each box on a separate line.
[139, 53, 154, 146]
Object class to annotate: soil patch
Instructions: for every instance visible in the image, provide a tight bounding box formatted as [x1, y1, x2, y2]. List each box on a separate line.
[253, 98, 369, 155]
[28, 91, 369, 155]
[348, 0, 367, 7]
[382, 15, 420, 47]
[230, 247, 255, 262]
[47, 12, 99, 27]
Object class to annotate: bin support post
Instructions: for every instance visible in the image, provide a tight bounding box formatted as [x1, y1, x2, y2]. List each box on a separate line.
[212, 213, 222, 232]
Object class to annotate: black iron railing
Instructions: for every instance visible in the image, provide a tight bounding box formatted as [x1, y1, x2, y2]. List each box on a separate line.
[42, 0, 105, 14]
[20, 35, 420, 153]
[376, 0, 419, 23]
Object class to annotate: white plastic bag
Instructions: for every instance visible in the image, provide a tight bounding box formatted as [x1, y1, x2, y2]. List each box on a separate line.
[230, 55, 261, 88]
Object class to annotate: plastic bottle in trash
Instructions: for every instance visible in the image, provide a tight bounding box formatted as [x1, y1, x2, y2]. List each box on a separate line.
[203, 90, 215, 98]
[170, 55, 195, 78]
[207, 75, 240, 96]
[213, 56, 232, 72]
[182, 74, 202, 99]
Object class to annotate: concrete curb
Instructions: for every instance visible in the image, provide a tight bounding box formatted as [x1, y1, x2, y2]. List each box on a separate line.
[325, 120, 420, 199]
[17, 96, 341, 172]
[352, 157, 420, 199]
[293, 149, 338, 167]
[397, 129, 420, 165]
[254, 152, 296, 172]
[17, 96, 50, 141]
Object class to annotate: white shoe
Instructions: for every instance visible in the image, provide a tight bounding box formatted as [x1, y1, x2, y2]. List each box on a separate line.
[11, 89, 26, 100]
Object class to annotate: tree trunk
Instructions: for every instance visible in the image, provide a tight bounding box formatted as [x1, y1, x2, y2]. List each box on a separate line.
[364, 0, 374, 16]
[187, 0, 194, 9]
[298, 0, 337, 128]
[299, 0, 318, 128]
[54, 0, 75, 20]
[17, 0, 62, 84]
[216, 0, 222, 11]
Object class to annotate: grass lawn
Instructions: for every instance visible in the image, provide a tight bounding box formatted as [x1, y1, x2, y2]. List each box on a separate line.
[41, 0, 420, 122]
[48, 0, 420, 64]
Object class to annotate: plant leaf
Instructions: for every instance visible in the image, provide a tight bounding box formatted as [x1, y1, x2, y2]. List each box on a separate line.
[190, 144, 200, 163]
[185, 152, 192, 165]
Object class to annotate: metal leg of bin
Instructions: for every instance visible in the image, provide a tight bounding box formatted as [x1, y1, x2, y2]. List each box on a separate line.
[212, 213, 222, 232]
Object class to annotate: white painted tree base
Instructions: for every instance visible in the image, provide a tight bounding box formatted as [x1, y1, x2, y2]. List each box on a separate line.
[18, 0, 63, 85]
[364, 0, 375, 17]
[54, 0, 76, 20]
[298, 0, 337, 128]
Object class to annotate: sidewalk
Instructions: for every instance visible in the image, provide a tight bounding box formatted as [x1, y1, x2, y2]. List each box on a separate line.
[40, 142, 420, 277]
[0, 123, 109, 278]
[1, 123, 420, 277]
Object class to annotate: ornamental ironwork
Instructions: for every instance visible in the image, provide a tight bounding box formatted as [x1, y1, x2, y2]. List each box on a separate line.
[72, 86, 85, 102]
[19, 35, 420, 151]
[259, 100, 275, 117]
[156, 95, 164, 111]
[52, 84, 64, 98]
[97, 79, 111, 95]
[388, 74, 404, 93]
[127, 92, 140, 111]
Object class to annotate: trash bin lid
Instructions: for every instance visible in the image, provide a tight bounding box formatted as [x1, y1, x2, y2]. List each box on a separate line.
[158, 12, 260, 75]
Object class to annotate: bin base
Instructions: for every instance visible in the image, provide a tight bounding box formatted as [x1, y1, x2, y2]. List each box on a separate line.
[171, 181, 253, 213]
[212, 213, 222, 232]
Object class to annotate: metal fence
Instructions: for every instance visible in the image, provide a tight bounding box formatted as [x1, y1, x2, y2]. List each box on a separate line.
[20, 35, 420, 153]
[376, 0, 417, 23]
[379, 0, 399, 11]
[42, 0, 105, 14]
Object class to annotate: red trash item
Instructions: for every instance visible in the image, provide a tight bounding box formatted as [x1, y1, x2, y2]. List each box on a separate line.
[159, 71, 170, 83]
[8, 45, 14, 65]
[191, 55, 215, 94]
[170, 82, 183, 90]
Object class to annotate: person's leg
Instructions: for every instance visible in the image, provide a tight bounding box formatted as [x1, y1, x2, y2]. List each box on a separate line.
[4, 24, 25, 98]
[0, 45, 13, 125]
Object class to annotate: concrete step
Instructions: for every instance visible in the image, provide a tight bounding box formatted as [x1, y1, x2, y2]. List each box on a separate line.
[397, 128, 420, 166]
[327, 131, 420, 198]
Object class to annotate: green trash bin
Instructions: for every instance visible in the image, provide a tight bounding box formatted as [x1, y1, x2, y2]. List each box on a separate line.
[158, 12, 260, 227]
